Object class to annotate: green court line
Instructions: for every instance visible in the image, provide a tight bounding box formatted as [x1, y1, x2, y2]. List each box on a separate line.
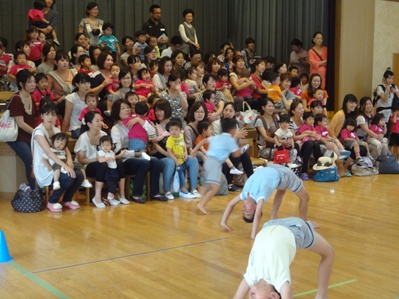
[294, 278, 357, 298]
[9, 261, 69, 299]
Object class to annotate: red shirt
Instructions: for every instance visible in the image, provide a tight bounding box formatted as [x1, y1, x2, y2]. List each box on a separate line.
[32, 88, 56, 111]
[8, 64, 30, 76]
[27, 40, 43, 62]
[391, 114, 399, 133]
[0, 53, 12, 77]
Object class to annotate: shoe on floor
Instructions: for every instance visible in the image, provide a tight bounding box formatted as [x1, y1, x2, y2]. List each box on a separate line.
[301, 173, 309, 180]
[150, 194, 168, 201]
[47, 202, 62, 212]
[92, 197, 106, 208]
[191, 189, 201, 198]
[141, 152, 151, 161]
[131, 196, 145, 204]
[53, 181, 60, 190]
[81, 179, 93, 188]
[179, 190, 195, 198]
[62, 200, 80, 210]
[107, 197, 120, 206]
[228, 185, 240, 192]
[117, 194, 130, 205]
[165, 191, 174, 200]
[241, 144, 249, 154]
[230, 167, 243, 175]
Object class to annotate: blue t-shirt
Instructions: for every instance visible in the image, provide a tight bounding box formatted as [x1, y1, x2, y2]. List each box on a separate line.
[207, 133, 238, 162]
[240, 166, 280, 203]
[99, 35, 119, 52]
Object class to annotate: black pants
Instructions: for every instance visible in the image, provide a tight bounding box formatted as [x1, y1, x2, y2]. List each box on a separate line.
[223, 152, 254, 185]
[301, 140, 322, 174]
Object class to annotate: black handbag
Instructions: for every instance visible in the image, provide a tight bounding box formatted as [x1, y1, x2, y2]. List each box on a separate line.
[376, 152, 399, 174]
[11, 185, 45, 213]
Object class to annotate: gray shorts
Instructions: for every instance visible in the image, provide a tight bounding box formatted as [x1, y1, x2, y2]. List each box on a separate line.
[262, 217, 315, 249]
[204, 156, 222, 185]
[343, 140, 355, 149]
[270, 164, 303, 193]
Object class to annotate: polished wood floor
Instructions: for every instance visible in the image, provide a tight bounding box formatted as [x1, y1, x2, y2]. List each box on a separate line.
[0, 174, 398, 299]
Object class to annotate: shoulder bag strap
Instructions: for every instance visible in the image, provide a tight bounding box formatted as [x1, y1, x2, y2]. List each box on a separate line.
[311, 48, 324, 61]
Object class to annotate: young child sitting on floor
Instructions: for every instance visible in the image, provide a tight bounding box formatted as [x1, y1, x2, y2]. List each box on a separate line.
[340, 118, 372, 162]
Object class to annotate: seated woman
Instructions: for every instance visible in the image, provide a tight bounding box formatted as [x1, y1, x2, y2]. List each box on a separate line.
[329, 94, 368, 174]
[32, 101, 84, 212]
[212, 102, 253, 191]
[254, 98, 280, 160]
[111, 99, 167, 203]
[288, 101, 322, 180]
[74, 111, 127, 208]
[301, 73, 328, 115]
[7, 70, 37, 189]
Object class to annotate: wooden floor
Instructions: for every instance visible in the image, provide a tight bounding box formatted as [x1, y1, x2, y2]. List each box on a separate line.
[0, 174, 398, 299]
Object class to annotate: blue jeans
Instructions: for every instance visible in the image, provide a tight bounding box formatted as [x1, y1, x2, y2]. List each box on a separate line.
[175, 156, 199, 190]
[161, 157, 175, 192]
[128, 138, 146, 151]
[49, 170, 84, 203]
[7, 141, 35, 188]
[71, 128, 80, 139]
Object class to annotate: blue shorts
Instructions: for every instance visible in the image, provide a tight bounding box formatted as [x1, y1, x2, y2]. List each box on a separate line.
[128, 138, 147, 151]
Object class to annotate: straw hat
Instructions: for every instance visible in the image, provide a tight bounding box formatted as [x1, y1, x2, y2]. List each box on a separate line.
[313, 152, 337, 171]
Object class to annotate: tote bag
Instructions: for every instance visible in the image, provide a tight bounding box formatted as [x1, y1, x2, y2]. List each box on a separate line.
[0, 97, 18, 142]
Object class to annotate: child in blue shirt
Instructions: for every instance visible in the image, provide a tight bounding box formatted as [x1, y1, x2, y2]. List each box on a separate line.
[133, 30, 148, 62]
[191, 118, 244, 214]
[98, 23, 120, 61]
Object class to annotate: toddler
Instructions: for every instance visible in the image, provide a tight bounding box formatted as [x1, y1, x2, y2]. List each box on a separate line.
[299, 73, 309, 93]
[123, 101, 154, 160]
[147, 94, 159, 122]
[133, 30, 148, 62]
[98, 23, 120, 61]
[195, 120, 243, 175]
[78, 92, 107, 130]
[369, 113, 388, 156]
[104, 63, 121, 115]
[266, 72, 285, 110]
[43, 133, 92, 190]
[28, 0, 60, 45]
[78, 54, 93, 75]
[26, 28, 43, 67]
[273, 114, 299, 163]
[314, 114, 350, 159]
[340, 118, 371, 162]
[236, 69, 254, 99]
[203, 90, 216, 118]
[288, 65, 299, 77]
[134, 68, 156, 100]
[310, 100, 323, 116]
[289, 76, 302, 99]
[389, 106, 399, 155]
[215, 68, 234, 102]
[166, 118, 196, 199]
[185, 67, 200, 94]
[7, 52, 32, 82]
[0, 42, 11, 78]
[296, 112, 321, 145]
[32, 73, 55, 111]
[97, 136, 125, 206]
[148, 36, 160, 58]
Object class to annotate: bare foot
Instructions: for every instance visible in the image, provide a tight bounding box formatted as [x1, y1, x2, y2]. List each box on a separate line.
[197, 203, 210, 215]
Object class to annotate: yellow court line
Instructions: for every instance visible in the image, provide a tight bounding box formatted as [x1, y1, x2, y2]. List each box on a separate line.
[294, 279, 358, 298]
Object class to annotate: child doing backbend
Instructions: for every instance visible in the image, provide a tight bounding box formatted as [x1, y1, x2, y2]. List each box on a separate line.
[340, 118, 372, 162]
[314, 114, 350, 159]
[43, 133, 92, 190]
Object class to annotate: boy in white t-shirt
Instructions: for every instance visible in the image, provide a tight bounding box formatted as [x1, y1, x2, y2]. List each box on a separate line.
[233, 217, 334, 299]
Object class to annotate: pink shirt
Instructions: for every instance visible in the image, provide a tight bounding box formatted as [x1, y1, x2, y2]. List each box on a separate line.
[391, 115, 399, 133]
[315, 125, 329, 138]
[236, 85, 253, 98]
[106, 79, 120, 93]
[122, 115, 149, 142]
[78, 107, 102, 121]
[297, 123, 316, 135]
[370, 124, 384, 135]
[134, 79, 154, 98]
[8, 64, 30, 76]
[289, 86, 302, 97]
[204, 102, 215, 114]
[340, 128, 357, 143]
[32, 88, 56, 111]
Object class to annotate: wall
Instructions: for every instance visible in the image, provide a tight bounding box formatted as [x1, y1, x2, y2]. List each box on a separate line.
[335, 0, 375, 109]
[372, 0, 399, 89]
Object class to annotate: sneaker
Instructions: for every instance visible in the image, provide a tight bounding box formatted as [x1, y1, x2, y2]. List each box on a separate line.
[53, 39, 61, 46]
[107, 196, 120, 206]
[356, 157, 364, 163]
[301, 173, 309, 180]
[179, 190, 195, 198]
[117, 194, 130, 205]
[104, 110, 111, 116]
[92, 197, 106, 208]
[141, 152, 151, 161]
[53, 181, 60, 190]
[47, 202, 63, 212]
[230, 167, 244, 175]
[81, 179, 93, 188]
[191, 189, 201, 198]
[62, 200, 80, 210]
[165, 191, 174, 200]
[241, 144, 249, 154]
[287, 163, 299, 169]
[228, 185, 240, 192]
[340, 150, 351, 157]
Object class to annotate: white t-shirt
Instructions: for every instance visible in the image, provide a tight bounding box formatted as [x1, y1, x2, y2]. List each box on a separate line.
[74, 131, 107, 162]
[243, 225, 296, 293]
[65, 92, 87, 131]
[274, 128, 293, 141]
[376, 84, 398, 120]
[32, 124, 60, 187]
[97, 150, 117, 169]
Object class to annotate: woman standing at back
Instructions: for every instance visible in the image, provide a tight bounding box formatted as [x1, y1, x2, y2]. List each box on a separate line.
[178, 9, 200, 57]
[309, 32, 327, 89]
[78, 2, 103, 46]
